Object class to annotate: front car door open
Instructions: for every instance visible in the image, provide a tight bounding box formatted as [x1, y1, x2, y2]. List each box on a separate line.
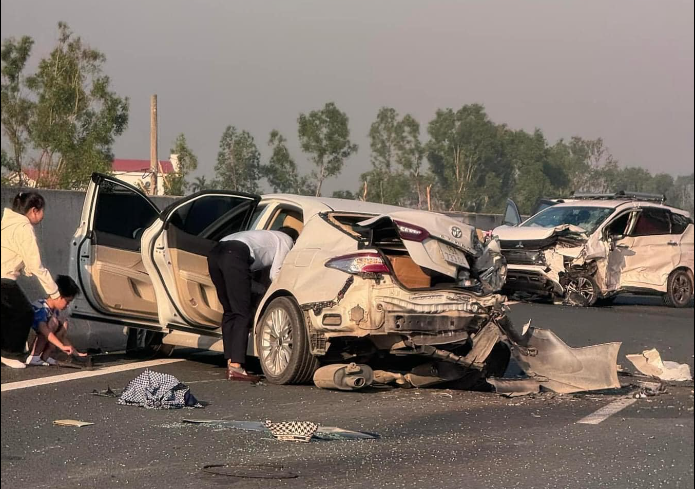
[141, 191, 260, 330]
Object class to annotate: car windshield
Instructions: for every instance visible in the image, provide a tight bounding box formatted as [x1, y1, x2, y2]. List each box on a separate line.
[522, 206, 614, 233]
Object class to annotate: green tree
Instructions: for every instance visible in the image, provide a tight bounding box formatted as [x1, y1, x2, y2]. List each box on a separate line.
[1, 35, 34, 185]
[332, 190, 357, 200]
[360, 108, 425, 206]
[297, 102, 358, 196]
[262, 130, 312, 194]
[214, 125, 261, 193]
[164, 133, 198, 196]
[189, 176, 214, 193]
[25, 22, 129, 189]
[426, 104, 503, 211]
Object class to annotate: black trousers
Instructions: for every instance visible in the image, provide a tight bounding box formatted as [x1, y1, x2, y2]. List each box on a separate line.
[1, 279, 34, 358]
[207, 241, 254, 364]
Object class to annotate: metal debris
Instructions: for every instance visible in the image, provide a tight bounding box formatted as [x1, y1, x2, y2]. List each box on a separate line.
[53, 419, 94, 427]
[313, 363, 374, 391]
[626, 349, 693, 382]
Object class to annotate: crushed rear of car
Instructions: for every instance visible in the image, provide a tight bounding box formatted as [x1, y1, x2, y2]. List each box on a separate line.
[257, 209, 524, 388]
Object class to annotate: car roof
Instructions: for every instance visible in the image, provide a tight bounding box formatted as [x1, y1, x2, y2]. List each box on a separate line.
[548, 199, 691, 217]
[260, 193, 406, 217]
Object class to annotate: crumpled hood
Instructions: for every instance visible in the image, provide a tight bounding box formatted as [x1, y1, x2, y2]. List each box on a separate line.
[494, 224, 588, 242]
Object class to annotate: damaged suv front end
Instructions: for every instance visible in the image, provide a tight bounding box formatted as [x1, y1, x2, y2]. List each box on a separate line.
[495, 197, 695, 307]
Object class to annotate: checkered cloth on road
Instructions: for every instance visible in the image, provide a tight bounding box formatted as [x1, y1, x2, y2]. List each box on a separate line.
[264, 420, 319, 442]
[118, 369, 202, 409]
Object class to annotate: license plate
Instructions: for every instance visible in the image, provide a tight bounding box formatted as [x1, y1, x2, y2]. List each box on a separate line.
[439, 242, 468, 266]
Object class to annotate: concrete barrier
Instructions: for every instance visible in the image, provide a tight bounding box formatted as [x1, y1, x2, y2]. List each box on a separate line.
[1, 186, 176, 351]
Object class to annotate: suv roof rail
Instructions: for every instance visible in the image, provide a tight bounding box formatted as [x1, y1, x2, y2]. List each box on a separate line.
[570, 190, 666, 203]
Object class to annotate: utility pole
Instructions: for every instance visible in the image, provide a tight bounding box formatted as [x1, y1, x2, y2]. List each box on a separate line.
[150, 95, 158, 195]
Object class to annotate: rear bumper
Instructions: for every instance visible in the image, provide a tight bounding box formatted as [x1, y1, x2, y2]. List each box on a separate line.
[504, 265, 563, 296]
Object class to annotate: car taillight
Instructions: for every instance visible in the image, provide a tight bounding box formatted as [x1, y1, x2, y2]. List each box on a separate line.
[393, 220, 429, 242]
[325, 252, 390, 274]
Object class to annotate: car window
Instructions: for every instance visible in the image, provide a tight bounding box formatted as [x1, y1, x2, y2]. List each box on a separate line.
[249, 204, 268, 229]
[606, 212, 632, 237]
[670, 213, 692, 235]
[94, 180, 158, 240]
[267, 208, 303, 231]
[630, 208, 671, 236]
[521, 206, 614, 234]
[168, 195, 255, 237]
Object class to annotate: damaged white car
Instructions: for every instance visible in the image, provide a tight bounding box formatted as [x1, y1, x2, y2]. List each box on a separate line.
[70, 174, 518, 385]
[496, 192, 694, 307]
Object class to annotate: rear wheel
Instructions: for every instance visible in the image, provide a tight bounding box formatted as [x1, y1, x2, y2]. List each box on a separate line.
[256, 297, 319, 384]
[664, 269, 693, 308]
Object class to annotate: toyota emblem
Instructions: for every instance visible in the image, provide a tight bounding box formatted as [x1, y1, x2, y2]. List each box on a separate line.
[451, 226, 463, 239]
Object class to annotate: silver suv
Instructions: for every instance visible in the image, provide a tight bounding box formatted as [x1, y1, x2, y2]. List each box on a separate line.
[495, 192, 694, 307]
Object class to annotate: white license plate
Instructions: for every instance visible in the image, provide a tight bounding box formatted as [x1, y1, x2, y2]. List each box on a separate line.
[439, 242, 468, 266]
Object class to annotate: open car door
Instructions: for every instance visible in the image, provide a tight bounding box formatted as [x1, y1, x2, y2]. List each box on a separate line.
[70, 174, 162, 325]
[141, 191, 260, 331]
[502, 199, 522, 227]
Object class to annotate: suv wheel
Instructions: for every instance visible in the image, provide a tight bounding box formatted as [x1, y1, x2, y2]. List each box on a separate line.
[256, 297, 319, 384]
[664, 270, 693, 308]
[566, 276, 599, 307]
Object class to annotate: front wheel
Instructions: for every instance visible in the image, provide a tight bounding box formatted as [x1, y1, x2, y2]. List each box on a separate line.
[255, 297, 319, 384]
[664, 269, 693, 308]
[565, 275, 599, 307]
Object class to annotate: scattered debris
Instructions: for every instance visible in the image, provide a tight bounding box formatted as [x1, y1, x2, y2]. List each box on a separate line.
[118, 369, 203, 409]
[182, 419, 380, 441]
[633, 381, 666, 399]
[626, 349, 693, 382]
[509, 325, 621, 394]
[202, 463, 298, 480]
[53, 419, 94, 427]
[487, 378, 542, 397]
[91, 386, 121, 398]
[313, 363, 374, 391]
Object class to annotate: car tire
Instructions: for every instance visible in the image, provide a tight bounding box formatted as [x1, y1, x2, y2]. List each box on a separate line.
[565, 275, 600, 307]
[664, 269, 693, 308]
[256, 296, 319, 385]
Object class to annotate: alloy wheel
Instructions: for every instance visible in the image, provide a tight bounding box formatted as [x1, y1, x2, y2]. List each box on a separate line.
[260, 307, 293, 376]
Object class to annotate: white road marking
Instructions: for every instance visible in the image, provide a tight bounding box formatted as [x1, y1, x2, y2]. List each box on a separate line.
[1, 358, 185, 393]
[577, 398, 638, 425]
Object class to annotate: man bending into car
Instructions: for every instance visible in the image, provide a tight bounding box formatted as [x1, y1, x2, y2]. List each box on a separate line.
[207, 227, 299, 382]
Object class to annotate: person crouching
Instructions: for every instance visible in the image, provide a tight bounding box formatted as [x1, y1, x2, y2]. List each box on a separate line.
[25, 275, 87, 366]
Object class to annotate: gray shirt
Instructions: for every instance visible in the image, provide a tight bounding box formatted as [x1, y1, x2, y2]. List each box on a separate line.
[220, 230, 294, 281]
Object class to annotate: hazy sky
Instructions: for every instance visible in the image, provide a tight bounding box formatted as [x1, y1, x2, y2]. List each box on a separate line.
[2, 0, 693, 194]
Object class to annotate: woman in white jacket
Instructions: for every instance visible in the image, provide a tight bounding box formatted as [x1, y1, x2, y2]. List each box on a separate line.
[1, 191, 59, 368]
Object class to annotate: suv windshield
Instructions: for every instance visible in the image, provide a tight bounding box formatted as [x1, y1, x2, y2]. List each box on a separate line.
[522, 206, 614, 233]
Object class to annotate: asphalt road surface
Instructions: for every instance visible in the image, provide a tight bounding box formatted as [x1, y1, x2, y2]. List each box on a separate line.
[2, 298, 693, 489]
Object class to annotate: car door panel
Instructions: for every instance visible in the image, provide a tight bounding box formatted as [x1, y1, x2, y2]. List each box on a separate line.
[618, 208, 675, 290]
[144, 192, 261, 330]
[90, 245, 158, 315]
[71, 174, 161, 322]
[165, 225, 220, 327]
